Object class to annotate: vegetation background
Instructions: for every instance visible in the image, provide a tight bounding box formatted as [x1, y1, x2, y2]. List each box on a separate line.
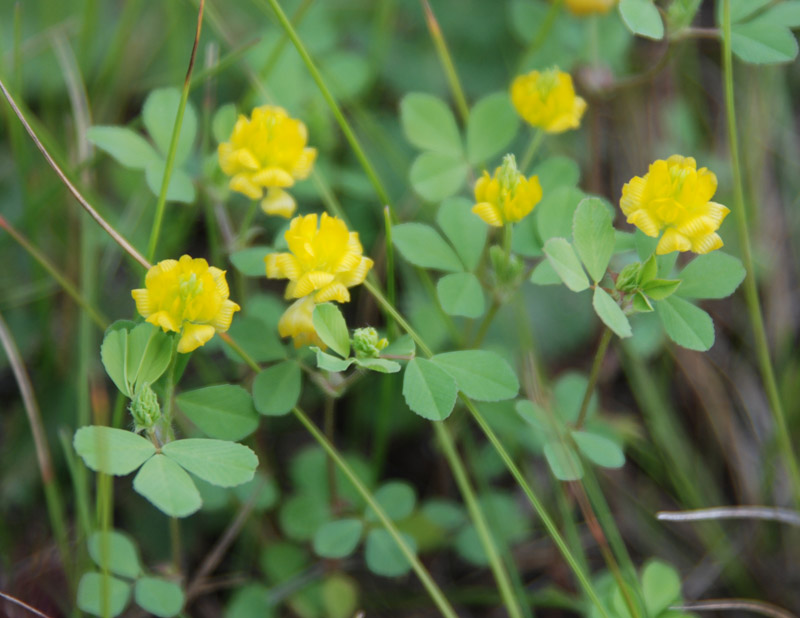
[1, 0, 800, 616]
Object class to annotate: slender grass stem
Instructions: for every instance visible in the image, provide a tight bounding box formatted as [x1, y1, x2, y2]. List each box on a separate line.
[520, 129, 545, 174]
[292, 406, 458, 618]
[0, 77, 151, 269]
[237, 199, 259, 248]
[657, 506, 800, 527]
[517, 0, 564, 73]
[434, 422, 524, 618]
[383, 206, 397, 337]
[147, 0, 205, 262]
[421, 0, 469, 124]
[721, 0, 800, 505]
[575, 327, 612, 429]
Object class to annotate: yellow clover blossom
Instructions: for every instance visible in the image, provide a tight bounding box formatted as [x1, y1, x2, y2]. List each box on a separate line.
[218, 105, 317, 218]
[510, 68, 587, 133]
[265, 213, 373, 304]
[620, 155, 730, 255]
[132, 255, 240, 353]
[278, 296, 324, 349]
[564, 0, 617, 16]
[473, 154, 543, 227]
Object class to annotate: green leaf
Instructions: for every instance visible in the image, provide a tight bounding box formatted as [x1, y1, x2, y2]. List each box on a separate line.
[633, 291, 654, 312]
[537, 186, 585, 242]
[422, 499, 467, 530]
[432, 350, 519, 402]
[223, 316, 285, 364]
[176, 385, 258, 440]
[544, 238, 590, 292]
[640, 253, 658, 283]
[677, 252, 745, 299]
[366, 481, 417, 522]
[543, 442, 584, 480]
[437, 272, 485, 318]
[573, 197, 616, 283]
[162, 439, 258, 488]
[365, 529, 416, 577]
[382, 334, 416, 357]
[101, 328, 130, 397]
[314, 349, 356, 372]
[77, 572, 131, 617]
[74, 427, 155, 476]
[642, 560, 682, 615]
[126, 322, 172, 392]
[619, 0, 665, 40]
[279, 493, 331, 541]
[731, 17, 798, 64]
[409, 151, 469, 202]
[87, 530, 142, 578]
[554, 372, 597, 423]
[399, 93, 462, 156]
[763, 1, 800, 28]
[716, 0, 773, 26]
[533, 156, 580, 194]
[436, 197, 488, 271]
[134, 577, 184, 618]
[593, 287, 632, 338]
[656, 295, 714, 351]
[572, 430, 625, 468]
[226, 585, 273, 618]
[353, 357, 402, 373]
[87, 126, 158, 170]
[212, 103, 237, 144]
[529, 260, 562, 285]
[641, 278, 681, 300]
[313, 303, 350, 358]
[144, 160, 195, 204]
[142, 88, 198, 164]
[133, 454, 202, 517]
[466, 92, 520, 165]
[313, 519, 364, 559]
[393, 223, 464, 272]
[322, 574, 359, 618]
[402, 358, 458, 421]
[230, 246, 271, 277]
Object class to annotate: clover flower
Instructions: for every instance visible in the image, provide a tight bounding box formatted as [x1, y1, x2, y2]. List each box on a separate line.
[620, 155, 730, 255]
[510, 68, 587, 133]
[132, 255, 240, 353]
[472, 154, 543, 227]
[564, 0, 617, 16]
[265, 213, 373, 304]
[218, 105, 317, 218]
[278, 296, 324, 349]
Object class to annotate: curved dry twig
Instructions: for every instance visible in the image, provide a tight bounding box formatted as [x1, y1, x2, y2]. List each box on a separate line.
[0, 77, 151, 270]
[657, 506, 800, 527]
[673, 599, 797, 618]
[0, 590, 54, 618]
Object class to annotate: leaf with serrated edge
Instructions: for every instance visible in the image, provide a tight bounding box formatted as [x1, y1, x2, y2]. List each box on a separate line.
[313, 303, 350, 358]
[162, 439, 258, 488]
[593, 288, 632, 338]
[432, 350, 519, 401]
[133, 454, 202, 517]
[74, 426, 155, 476]
[402, 358, 458, 421]
[544, 238, 590, 292]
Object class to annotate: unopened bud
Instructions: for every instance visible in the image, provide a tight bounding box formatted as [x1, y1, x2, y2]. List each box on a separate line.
[130, 384, 161, 432]
[352, 327, 388, 359]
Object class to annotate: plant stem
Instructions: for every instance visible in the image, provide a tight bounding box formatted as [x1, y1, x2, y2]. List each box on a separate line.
[721, 0, 800, 505]
[517, 0, 564, 73]
[147, 0, 205, 262]
[575, 327, 612, 430]
[434, 422, 524, 618]
[520, 129, 545, 174]
[237, 199, 259, 247]
[421, 0, 469, 124]
[170, 516, 183, 576]
[383, 206, 398, 338]
[472, 299, 500, 348]
[324, 395, 339, 511]
[292, 406, 458, 618]
[364, 280, 433, 357]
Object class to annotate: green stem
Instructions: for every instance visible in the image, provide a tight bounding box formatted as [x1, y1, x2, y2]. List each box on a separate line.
[421, 0, 469, 124]
[575, 327, 612, 430]
[517, 0, 564, 73]
[238, 199, 259, 247]
[520, 129, 545, 174]
[434, 422, 524, 618]
[472, 300, 500, 348]
[364, 280, 433, 357]
[262, 0, 394, 215]
[146, 0, 205, 262]
[324, 395, 339, 510]
[292, 406, 458, 618]
[721, 0, 800, 504]
[383, 206, 398, 338]
[170, 516, 183, 576]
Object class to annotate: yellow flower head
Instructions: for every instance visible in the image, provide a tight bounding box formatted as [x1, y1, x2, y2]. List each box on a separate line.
[278, 296, 324, 349]
[132, 255, 240, 354]
[510, 68, 587, 133]
[564, 0, 617, 16]
[218, 105, 317, 218]
[265, 213, 373, 304]
[620, 155, 730, 255]
[473, 154, 543, 227]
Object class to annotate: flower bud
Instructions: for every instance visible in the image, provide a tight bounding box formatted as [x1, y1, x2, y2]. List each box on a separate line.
[352, 327, 388, 359]
[130, 384, 161, 432]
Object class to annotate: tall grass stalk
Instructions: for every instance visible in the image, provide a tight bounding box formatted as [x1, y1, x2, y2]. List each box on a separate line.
[721, 0, 800, 505]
